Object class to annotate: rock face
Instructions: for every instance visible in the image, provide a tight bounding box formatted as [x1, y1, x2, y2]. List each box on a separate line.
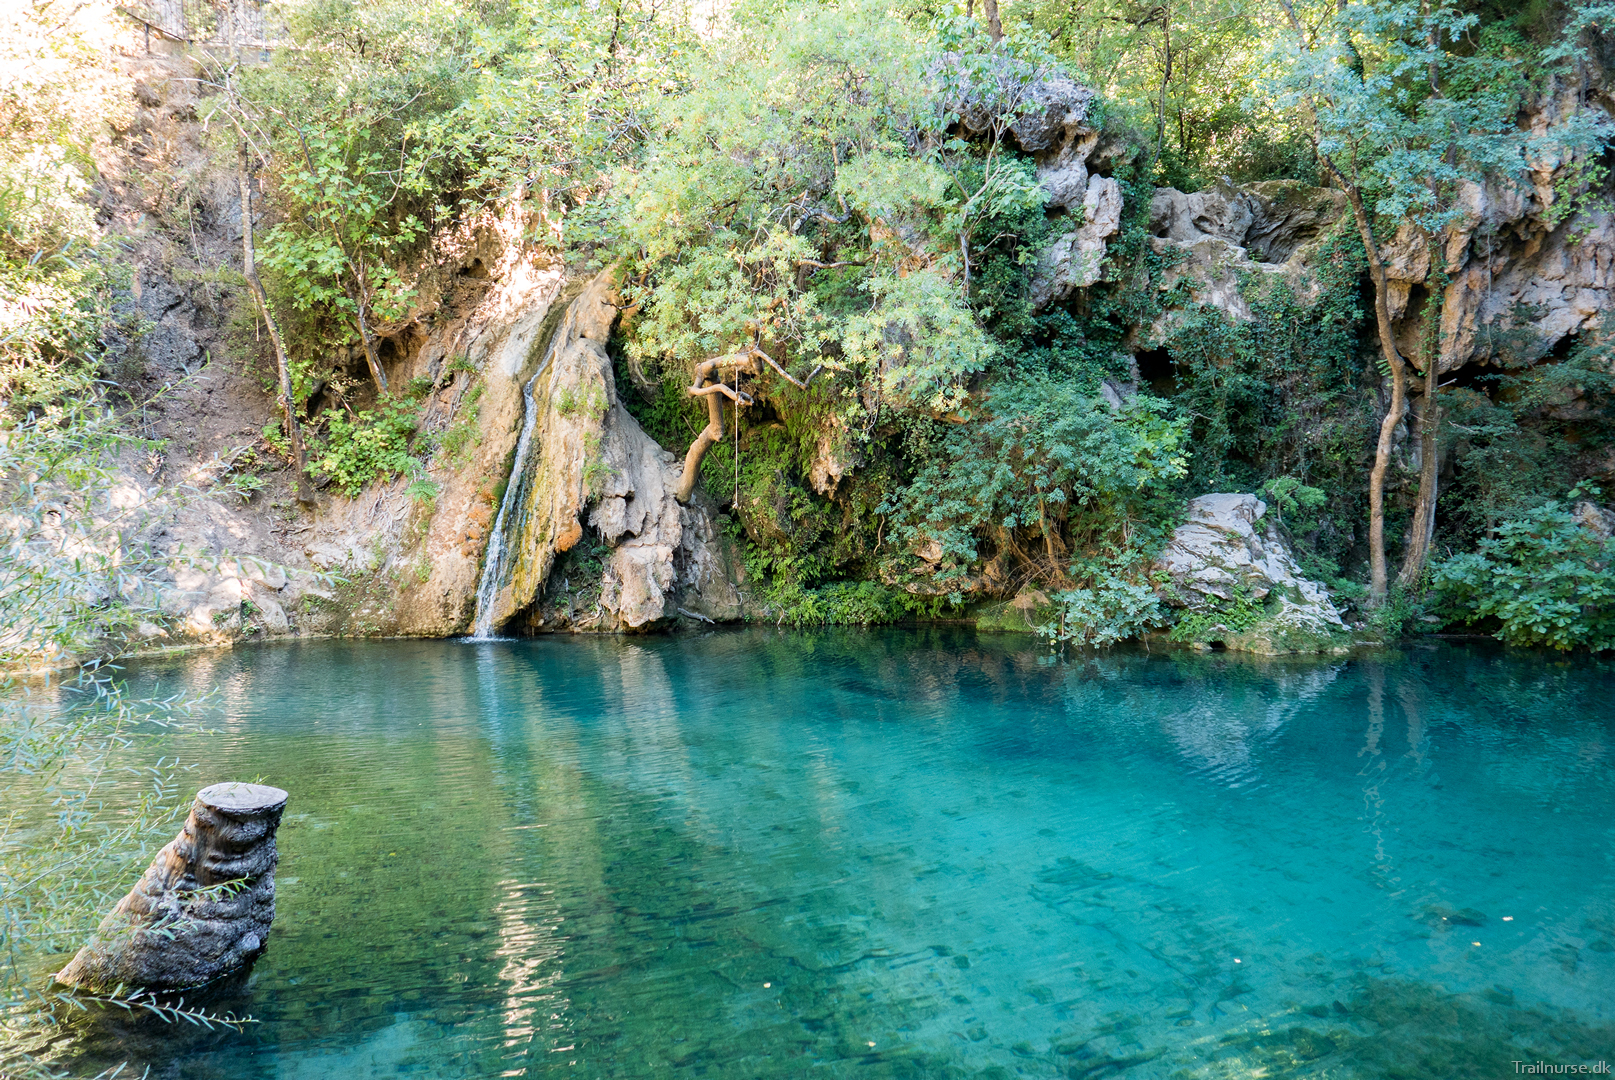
[1145, 180, 1349, 330]
[1155, 494, 1347, 651]
[473, 271, 743, 634]
[1381, 180, 1613, 373]
[944, 59, 1126, 309]
[56, 783, 287, 993]
[1031, 175, 1125, 307]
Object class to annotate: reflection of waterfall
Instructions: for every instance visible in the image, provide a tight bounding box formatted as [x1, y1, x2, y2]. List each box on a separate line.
[470, 350, 554, 639]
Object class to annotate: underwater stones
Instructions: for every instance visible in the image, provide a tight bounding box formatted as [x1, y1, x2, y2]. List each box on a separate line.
[1155, 494, 1346, 653]
[56, 783, 287, 993]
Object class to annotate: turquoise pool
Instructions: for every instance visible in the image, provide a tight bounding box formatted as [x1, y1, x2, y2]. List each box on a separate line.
[62, 630, 1615, 1078]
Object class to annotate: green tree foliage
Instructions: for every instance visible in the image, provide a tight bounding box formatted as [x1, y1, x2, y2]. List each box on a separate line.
[1024, 0, 1311, 186]
[889, 377, 1186, 642]
[312, 398, 422, 497]
[1163, 236, 1375, 582]
[606, 2, 1198, 636]
[614, 3, 1008, 416]
[1432, 502, 1615, 651]
[1439, 330, 1615, 543]
[216, 0, 690, 484]
[0, 1, 127, 413]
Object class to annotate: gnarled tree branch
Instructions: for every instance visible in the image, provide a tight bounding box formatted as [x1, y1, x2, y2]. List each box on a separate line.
[673, 344, 824, 503]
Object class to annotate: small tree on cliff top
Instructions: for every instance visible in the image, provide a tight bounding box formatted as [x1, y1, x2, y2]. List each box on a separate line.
[1267, 0, 1614, 602]
[615, 3, 1066, 499]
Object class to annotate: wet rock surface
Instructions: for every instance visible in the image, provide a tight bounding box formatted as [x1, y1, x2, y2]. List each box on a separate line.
[56, 783, 287, 993]
[475, 271, 743, 633]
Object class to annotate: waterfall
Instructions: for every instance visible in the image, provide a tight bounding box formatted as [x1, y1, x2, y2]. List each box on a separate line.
[468, 350, 553, 639]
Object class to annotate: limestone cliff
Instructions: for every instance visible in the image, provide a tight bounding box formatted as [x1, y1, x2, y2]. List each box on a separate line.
[470, 271, 743, 635]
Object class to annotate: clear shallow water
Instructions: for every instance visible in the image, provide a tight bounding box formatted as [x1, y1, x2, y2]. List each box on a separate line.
[63, 631, 1615, 1079]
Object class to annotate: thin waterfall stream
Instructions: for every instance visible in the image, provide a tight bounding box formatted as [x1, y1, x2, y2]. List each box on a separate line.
[469, 350, 552, 639]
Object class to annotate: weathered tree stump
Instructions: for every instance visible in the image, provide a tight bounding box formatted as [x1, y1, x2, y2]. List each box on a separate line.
[56, 782, 288, 993]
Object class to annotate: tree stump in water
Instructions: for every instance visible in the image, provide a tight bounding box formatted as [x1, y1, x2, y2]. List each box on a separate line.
[56, 783, 288, 993]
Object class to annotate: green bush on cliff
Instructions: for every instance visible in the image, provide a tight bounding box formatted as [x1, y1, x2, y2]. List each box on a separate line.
[313, 399, 421, 497]
[889, 377, 1187, 583]
[612, 4, 1068, 421]
[1162, 236, 1372, 576]
[1431, 502, 1615, 652]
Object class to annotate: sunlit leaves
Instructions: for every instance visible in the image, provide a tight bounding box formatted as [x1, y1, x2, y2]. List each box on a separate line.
[1432, 504, 1615, 651]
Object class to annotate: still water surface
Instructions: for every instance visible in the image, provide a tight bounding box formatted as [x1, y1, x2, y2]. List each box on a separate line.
[72, 630, 1615, 1078]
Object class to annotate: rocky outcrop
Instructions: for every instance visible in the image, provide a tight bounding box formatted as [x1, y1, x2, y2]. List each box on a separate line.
[472, 272, 743, 634]
[945, 58, 1127, 308]
[1031, 175, 1124, 307]
[1381, 182, 1613, 373]
[56, 783, 286, 993]
[1144, 179, 1349, 332]
[1155, 494, 1347, 653]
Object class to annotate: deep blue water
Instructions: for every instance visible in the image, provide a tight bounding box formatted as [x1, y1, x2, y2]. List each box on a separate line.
[65, 630, 1615, 1078]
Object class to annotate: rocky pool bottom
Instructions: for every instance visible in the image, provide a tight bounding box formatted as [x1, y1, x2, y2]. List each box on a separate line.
[57, 631, 1615, 1079]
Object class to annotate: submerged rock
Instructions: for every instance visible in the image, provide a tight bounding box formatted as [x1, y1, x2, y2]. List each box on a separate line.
[1155, 494, 1346, 653]
[56, 783, 287, 993]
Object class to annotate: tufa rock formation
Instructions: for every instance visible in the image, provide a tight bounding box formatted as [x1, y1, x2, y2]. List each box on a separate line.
[472, 271, 743, 634]
[1155, 494, 1347, 653]
[56, 783, 287, 994]
[1144, 179, 1350, 332]
[944, 56, 1127, 309]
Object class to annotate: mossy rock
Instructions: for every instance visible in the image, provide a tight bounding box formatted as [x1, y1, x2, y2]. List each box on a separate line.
[971, 589, 1058, 635]
[1223, 616, 1353, 656]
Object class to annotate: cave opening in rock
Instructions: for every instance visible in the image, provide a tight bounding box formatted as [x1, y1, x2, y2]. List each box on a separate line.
[1134, 347, 1177, 397]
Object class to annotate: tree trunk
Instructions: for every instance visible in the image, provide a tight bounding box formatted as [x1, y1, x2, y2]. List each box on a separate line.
[1276, 0, 1409, 605]
[674, 345, 821, 503]
[1326, 166, 1409, 605]
[353, 286, 390, 396]
[983, 0, 1002, 40]
[55, 783, 288, 993]
[240, 153, 315, 505]
[1396, 371, 1440, 588]
[676, 392, 725, 504]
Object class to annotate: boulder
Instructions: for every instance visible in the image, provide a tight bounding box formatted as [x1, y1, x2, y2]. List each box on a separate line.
[1155, 494, 1346, 652]
[1574, 500, 1615, 541]
[56, 783, 287, 993]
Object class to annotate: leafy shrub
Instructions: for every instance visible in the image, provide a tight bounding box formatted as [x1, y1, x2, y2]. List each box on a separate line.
[1043, 565, 1167, 646]
[1431, 504, 1615, 651]
[1167, 592, 1266, 644]
[890, 377, 1187, 583]
[313, 399, 420, 497]
[759, 579, 951, 628]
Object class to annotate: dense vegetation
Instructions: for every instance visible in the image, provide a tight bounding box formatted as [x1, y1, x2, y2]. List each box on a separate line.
[176, 0, 1609, 642]
[4, 0, 1613, 650]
